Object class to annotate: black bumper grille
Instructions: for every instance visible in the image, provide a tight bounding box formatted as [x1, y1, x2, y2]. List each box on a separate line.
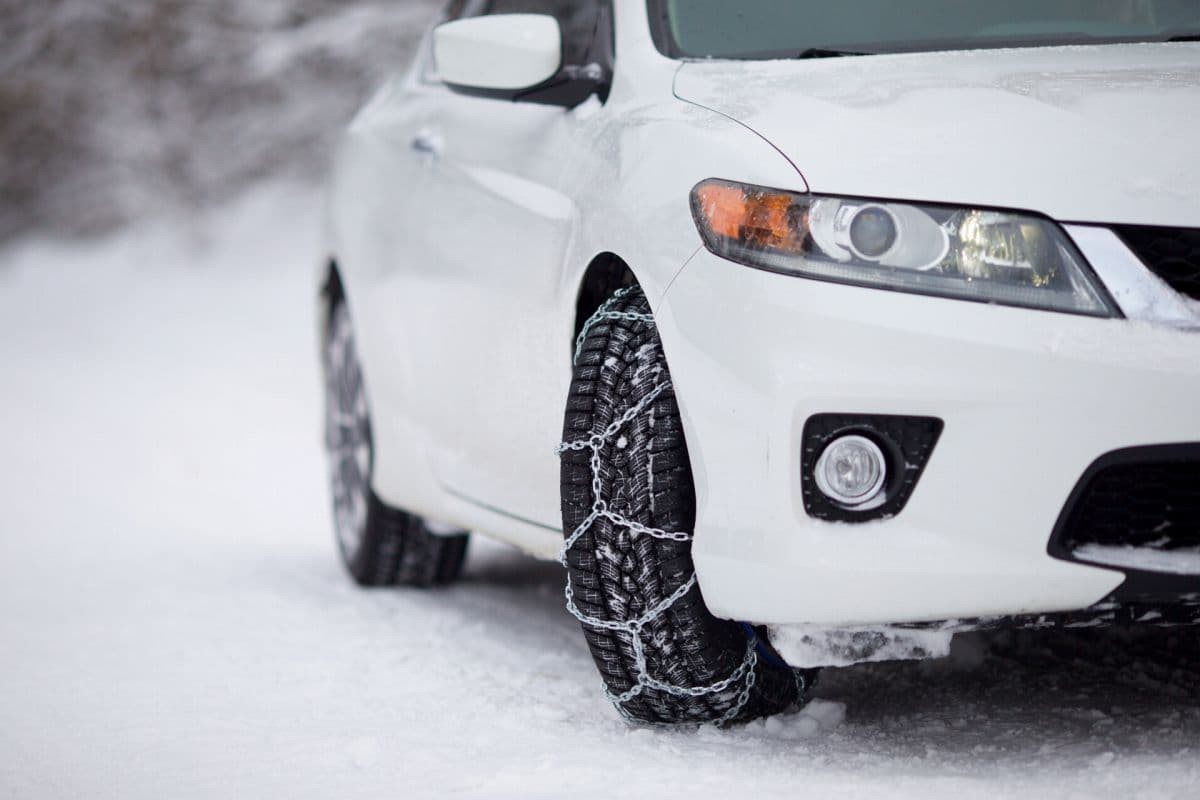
[1114, 224, 1200, 302]
[1060, 461, 1200, 552]
[1051, 444, 1200, 572]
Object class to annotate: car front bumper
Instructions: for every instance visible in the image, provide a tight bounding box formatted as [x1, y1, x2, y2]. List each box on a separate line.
[654, 245, 1200, 627]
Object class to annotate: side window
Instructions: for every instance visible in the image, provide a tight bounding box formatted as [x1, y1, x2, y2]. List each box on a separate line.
[442, 0, 469, 20]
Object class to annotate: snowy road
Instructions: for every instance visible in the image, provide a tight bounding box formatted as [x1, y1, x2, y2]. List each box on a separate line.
[2, 185, 1199, 799]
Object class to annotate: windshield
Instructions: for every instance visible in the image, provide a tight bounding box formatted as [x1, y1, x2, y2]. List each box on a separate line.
[650, 0, 1200, 59]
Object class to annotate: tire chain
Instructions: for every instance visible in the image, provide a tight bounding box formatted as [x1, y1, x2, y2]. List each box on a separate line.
[558, 287, 771, 726]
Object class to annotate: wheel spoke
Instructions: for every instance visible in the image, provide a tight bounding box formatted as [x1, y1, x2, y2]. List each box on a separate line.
[323, 304, 372, 557]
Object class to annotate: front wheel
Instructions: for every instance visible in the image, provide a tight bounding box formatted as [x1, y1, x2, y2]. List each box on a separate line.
[559, 285, 812, 725]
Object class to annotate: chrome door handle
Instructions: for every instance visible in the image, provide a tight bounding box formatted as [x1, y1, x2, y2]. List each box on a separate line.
[411, 129, 443, 156]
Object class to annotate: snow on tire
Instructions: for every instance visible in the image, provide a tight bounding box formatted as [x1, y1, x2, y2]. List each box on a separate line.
[559, 285, 809, 725]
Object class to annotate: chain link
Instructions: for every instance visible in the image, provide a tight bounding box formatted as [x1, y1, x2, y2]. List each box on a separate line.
[573, 286, 652, 362]
[557, 293, 762, 727]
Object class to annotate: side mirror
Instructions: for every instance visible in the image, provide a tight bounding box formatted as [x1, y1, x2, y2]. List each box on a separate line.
[435, 14, 562, 91]
[433, 14, 608, 108]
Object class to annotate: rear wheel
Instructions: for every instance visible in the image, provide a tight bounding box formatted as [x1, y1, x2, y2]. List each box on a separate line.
[322, 288, 468, 587]
[559, 285, 812, 725]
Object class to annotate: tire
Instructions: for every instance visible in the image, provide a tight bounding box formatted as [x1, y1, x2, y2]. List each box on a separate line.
[560, 285, 812, 725]
[322, 290, 469, 587]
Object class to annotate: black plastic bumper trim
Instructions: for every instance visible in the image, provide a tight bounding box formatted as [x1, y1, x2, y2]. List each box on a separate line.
[1048, 442, 1200, 603]
[801, 413, 943, 523]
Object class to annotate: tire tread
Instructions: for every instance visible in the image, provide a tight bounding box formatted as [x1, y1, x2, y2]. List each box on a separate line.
[561, 288, 799, 724]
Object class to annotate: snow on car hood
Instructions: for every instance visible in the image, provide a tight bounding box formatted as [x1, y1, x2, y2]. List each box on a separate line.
[675, 43, 1200, 227]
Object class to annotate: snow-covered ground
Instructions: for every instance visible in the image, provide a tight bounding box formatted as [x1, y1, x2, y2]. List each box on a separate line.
[2, 184, 1199, 799]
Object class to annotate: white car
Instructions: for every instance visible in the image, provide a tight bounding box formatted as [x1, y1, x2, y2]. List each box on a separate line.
[320, 0, 1200, 725]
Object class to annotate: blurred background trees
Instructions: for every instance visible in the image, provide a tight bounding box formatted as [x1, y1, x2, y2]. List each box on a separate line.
[0, 0, 441, 242]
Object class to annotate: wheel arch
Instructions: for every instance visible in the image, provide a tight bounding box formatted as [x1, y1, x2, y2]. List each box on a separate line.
[572, 251, 639, 346]
[317, 254, 442, 520]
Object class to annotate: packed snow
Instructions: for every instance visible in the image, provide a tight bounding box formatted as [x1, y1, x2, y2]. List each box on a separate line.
[2, 184, 1200, 799]
[1076, 543, 1200, 576]
[770, 623, 958, 669]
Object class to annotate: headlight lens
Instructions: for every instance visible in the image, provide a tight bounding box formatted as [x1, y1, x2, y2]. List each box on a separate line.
[690, 179, 1116, 316]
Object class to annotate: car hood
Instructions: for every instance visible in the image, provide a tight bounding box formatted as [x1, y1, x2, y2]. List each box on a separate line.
[674, 43, 1200, 227]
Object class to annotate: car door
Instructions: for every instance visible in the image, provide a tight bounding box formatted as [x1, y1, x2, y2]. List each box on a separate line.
[398, 0, 606, 529]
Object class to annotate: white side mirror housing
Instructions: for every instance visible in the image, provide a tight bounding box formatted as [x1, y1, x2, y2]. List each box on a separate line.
[434, 14, 563, 91]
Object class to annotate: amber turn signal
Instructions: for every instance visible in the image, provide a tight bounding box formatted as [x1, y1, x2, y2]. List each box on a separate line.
[691, 179, 808, 254]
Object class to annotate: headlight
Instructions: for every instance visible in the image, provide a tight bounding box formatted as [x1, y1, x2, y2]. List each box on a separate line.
[690, 179, 1116, 316]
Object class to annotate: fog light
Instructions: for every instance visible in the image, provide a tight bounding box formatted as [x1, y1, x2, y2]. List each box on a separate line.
[814, 435, 887, 508]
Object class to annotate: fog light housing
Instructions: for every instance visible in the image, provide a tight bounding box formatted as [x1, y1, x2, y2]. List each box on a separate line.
[814, 435, 888, 508]
[801, 414, 943, 523]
